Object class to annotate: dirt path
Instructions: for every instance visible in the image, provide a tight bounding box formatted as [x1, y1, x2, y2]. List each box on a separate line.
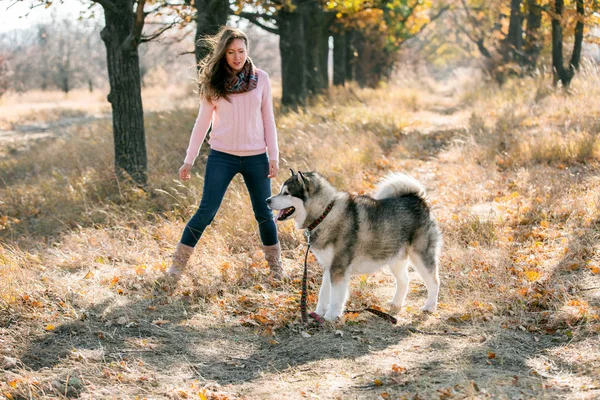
[0, 115, 108, 145]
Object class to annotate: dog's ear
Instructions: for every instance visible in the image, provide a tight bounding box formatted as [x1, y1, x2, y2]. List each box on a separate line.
[289, 168, 296, 177]
[298, 171, 306, 186]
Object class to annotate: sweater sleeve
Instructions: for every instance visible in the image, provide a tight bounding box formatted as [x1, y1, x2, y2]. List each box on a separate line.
[184, 99, 215, 165]
[261, 71, 279, 163]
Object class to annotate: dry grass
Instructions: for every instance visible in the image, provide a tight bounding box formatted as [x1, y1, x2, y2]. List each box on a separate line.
[1, 66, 599, 399]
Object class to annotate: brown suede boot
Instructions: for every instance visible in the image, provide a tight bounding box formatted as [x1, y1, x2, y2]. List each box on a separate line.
[166, 242, 194, 280]
[263, 242, 285, 279]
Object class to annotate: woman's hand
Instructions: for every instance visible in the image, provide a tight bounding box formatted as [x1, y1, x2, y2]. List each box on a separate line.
[179, 163, 193, 181]
[268, 160, 279, 178]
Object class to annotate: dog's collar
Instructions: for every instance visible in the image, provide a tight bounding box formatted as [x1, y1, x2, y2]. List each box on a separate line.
[306, 201, 335, 232]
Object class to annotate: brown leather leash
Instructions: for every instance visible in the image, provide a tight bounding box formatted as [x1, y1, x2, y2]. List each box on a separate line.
[300, 201, 397, 327]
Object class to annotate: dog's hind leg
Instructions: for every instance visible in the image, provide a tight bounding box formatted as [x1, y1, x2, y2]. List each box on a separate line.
[315, 269, 331, 316]
[388, 257, 410, 315]
[323, 269, 350, 322]
[408, 249, 439, 313]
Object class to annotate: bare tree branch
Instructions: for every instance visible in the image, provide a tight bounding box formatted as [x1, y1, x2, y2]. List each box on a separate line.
[452, 10, 493, 59]
[140, 20, 178, 43]
[7, 0, 21, 10]
[236, 11, 279, 35]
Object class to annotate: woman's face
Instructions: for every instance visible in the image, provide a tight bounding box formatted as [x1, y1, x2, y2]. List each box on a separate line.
[225, 38, 248, 73]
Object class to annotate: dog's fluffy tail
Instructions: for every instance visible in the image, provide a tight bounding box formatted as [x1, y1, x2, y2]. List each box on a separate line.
[373, 172, 426, 200]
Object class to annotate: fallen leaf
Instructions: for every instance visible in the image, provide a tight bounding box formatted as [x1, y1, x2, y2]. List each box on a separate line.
[392, 364, 407, 373]
[524, 269, 541, 282]
[374, 379, 383, 386]
[487, 351, 496, 359]
[45, 324, 55, 331]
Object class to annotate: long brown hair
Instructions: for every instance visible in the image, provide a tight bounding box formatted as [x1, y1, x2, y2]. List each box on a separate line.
[198, 26, 250, 102]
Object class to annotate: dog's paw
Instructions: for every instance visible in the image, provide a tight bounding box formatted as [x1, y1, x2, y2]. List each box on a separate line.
[420, 303, 437, 313]
[389, 304, 402, 315]
[315, 306, 328, 316]
[323, 310, 341, 322]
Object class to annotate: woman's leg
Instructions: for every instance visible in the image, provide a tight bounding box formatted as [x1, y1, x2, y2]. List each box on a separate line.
[240, 153, 278, 246]
[180, 150, 239, 247]
[241, 153, 283, 278]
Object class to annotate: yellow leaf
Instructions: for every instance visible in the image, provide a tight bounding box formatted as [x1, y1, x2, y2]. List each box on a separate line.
[524, 270, 541, 282]
[487, 351, 496, 359]
[198, 392, 208, 400]
[45, 324, 56, 331]
[5, 393, 14, 400]
[392, 364, 407, 373]
[540, 220, 549, 228]
[8, 380, 19, 388]
[84, 271, 94, 279]
[135, 265, 147, 275]
[374, 379, 383, 386]
[459, 313, 472, 321]
[568, 263, 580, 271]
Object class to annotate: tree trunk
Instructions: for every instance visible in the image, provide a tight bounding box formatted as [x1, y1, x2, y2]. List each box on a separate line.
[333, 31, 346, 86]
[503, 0, 523, 63]
[101, 4, 148, 186]
[345, 30, 355, 82]
[277, 10, 307, 109]
[551, 0, 583, 88]
[525, 0, 542, 69]
[318, 17, 331, 88]
[571, 0, 584, 71]
[303, 3, 326, 95]
[194, 0, 229, 67]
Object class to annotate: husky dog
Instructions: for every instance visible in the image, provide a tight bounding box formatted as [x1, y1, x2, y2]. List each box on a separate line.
[267, 170, 442, 322]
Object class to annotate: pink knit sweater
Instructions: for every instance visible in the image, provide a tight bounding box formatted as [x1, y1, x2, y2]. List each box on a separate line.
[184, 69, 279, 165]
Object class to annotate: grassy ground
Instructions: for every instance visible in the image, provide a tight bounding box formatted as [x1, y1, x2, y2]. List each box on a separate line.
[1, 66, 599, 399]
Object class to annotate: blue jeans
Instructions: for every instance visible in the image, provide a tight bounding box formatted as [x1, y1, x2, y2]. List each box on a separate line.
[180, 149, 278, 247]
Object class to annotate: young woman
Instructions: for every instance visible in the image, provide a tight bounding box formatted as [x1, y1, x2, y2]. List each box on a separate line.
[167, 26, 283, 282]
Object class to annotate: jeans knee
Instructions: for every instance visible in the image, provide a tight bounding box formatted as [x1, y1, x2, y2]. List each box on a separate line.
[188, 209, 216, 231]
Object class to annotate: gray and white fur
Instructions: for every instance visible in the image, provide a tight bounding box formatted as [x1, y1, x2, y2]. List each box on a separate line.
[267, 170, 442, 322]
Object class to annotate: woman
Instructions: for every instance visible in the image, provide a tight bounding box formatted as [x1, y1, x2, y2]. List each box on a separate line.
[167, 26, 283, 282]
